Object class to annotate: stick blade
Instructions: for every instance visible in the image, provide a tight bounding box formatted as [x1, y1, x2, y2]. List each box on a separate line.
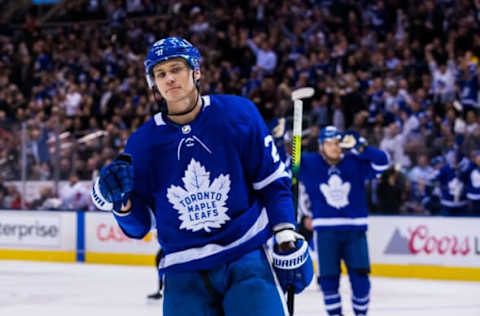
[291, 87, 314, 100]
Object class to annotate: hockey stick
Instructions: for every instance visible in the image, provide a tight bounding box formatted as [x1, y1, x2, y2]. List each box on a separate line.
[291, 88, 313, 187]
[288, 87, 314, 316]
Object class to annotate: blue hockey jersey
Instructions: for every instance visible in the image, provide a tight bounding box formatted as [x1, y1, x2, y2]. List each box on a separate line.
[465, 163, 480, 201]
[431, 164, 467, 207]
[458, 65, 478, 109]
[112, 95, 295, 273]
[298, 147, 389, 231]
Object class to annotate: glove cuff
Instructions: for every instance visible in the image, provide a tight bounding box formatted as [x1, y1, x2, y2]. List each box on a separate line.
[91, 178, 113, 211]
[272, 240, 309, 270]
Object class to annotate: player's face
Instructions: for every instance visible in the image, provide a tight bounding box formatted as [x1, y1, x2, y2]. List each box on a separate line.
[321, 138, 341, 161]
[152, 59, 200, 107]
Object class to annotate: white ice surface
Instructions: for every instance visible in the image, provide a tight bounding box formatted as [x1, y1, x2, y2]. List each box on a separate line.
[0, 260, 479, 316]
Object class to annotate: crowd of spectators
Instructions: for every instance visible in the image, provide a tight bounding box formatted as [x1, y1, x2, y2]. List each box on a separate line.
[0, 0, 479, 214]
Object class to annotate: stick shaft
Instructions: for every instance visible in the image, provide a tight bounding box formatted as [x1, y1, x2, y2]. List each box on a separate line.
[291, 100, 303, 185]
[287, 99, 303, 316]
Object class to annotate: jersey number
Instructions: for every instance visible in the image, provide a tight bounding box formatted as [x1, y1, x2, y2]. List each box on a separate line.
[264, 135, 280, 163]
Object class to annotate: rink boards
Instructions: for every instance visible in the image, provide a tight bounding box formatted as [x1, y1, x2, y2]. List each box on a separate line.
[0, 210, 479, 281]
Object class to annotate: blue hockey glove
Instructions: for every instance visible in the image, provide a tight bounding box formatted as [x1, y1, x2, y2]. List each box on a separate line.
[340, 130, 367, 153]
[272, 229, 314, 294]
[91, 153, 134, 212]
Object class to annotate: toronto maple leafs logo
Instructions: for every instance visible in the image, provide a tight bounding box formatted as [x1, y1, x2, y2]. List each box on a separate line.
[167, 159, 231, 233]
[448, 178, 463, 202]
[320, 174, 351, 209]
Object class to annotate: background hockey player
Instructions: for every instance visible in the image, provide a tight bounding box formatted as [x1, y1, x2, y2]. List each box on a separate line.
[298, 126, 389, 316]
[90, 37, 312, 316]
[464, 150, 480, 215]
[430, 149, 469, 216]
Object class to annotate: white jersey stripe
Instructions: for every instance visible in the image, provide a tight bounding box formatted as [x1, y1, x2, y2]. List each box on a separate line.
[153, 112, 166, 126]
[253, 162, 289, 190]
[159, 208, 269, 269]
[202, 95, 211, 108]
[467, 192, 480, 200]
[440, 199, 467, 207]
[371, 162, 389, 171]
[312, 217, 368, 227]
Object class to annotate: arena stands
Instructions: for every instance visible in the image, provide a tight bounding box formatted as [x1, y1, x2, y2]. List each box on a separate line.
[0, 0, 479, 215]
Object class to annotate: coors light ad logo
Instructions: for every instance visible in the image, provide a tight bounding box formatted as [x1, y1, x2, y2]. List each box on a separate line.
[384, 225, 479, 257]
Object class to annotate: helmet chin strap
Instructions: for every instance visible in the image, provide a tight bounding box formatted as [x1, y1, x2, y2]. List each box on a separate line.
[154, 72, 201, 117]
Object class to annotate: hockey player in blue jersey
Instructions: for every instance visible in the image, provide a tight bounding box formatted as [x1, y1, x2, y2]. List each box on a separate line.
[298, 126, 389, 316]
[90, 37, 313, 316]
[465, 150, 480, 215]
[430, 150, 469, 216]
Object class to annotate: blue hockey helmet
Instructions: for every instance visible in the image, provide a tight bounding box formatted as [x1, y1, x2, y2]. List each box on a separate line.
[144, 37, 201, 88]
[318, 126, 341, 144]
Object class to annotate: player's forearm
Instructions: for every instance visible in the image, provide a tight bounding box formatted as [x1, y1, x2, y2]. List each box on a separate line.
[357, 146, 390, 166]
[113, 195, 152, 239]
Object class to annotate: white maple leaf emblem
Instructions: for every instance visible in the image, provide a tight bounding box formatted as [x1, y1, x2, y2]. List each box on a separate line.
[471, 169, 480, 188]
[448, 178, 463, 202]
[167, 159, 231, 233]
[320, 174, 350, 209]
